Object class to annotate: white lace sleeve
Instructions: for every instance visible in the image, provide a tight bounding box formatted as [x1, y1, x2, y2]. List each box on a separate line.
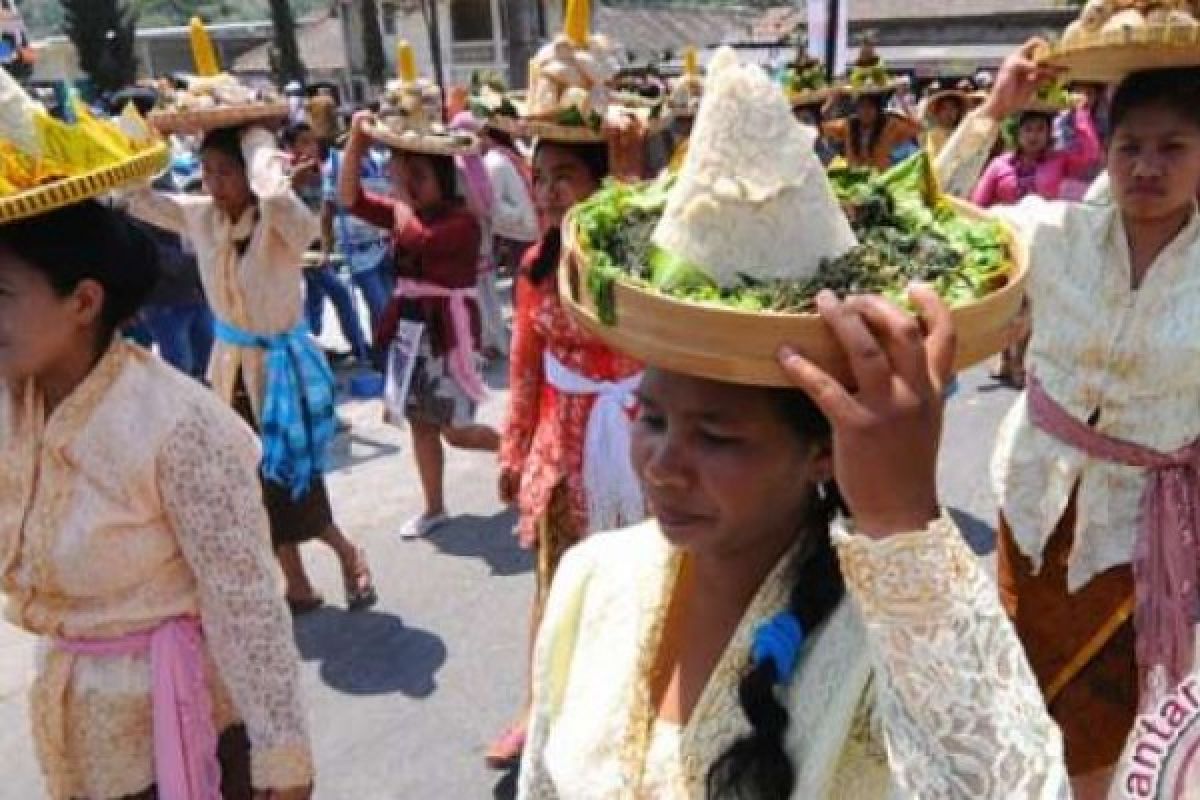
[934, 110, 1002, 201]
[157, 400, 314, 791]
[123, 187, 206, 235]
[834, 515, 1071, 800]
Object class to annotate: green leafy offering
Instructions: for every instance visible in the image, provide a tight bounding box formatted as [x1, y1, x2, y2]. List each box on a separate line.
[554, 106, 603, 129]
[572, 151, 1012, 324]
[783, 64, 827, 94]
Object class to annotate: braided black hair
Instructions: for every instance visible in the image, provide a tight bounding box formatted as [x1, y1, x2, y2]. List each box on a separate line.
[705, 388, 847, 800]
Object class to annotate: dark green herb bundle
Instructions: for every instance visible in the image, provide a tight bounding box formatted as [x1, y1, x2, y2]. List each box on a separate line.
[573, 151, 1012, 324]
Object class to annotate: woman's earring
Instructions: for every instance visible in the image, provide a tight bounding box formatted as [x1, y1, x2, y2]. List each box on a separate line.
[816, 482, 829, 503]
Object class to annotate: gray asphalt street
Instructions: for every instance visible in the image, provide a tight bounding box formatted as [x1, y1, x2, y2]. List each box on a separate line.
[0, 353, 1017, 799]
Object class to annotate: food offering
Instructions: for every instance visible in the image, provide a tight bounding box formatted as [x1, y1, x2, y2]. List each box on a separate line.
[559, 48, 1026, 387]
[364, 41, 480, 157]
[781, 49, 830, 108]
[148, 17, 289, 134]
[667, 47, 704, 118]
[1043, 0, 1200, 82]
[480, 0, 668, 141]
[0, 66, 167, 223]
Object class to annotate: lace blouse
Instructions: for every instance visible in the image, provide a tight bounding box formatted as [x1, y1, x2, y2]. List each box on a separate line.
[516, 516, 1069, 799]
[937, 111, 1200, 591]
[0, 341, 312, 798]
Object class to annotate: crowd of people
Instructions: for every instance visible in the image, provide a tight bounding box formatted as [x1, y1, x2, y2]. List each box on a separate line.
[1, 0, 1198, 795]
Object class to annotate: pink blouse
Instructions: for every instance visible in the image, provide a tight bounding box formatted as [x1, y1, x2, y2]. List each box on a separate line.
[970, 108, 1101, 208]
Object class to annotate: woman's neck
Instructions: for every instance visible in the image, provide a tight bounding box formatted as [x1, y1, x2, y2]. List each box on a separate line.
[687, 531, 798, 619]
[1125, 205, 1195, 288]
[36, 338, 106, 416]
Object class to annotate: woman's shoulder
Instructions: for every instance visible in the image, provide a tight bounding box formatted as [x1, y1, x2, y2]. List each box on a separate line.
[554, 521, 670, 594]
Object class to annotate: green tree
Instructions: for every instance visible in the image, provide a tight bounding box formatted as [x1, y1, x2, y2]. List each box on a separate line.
[61, 0, 139, 92]
[267, 0, 306, 86]
[360, 0, 386, 87]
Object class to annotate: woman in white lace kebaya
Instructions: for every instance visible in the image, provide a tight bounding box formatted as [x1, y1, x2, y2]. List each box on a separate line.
[517, 286, 1070, 799]
[935, 42, 1200, 795]
[0, 201, 312, 798]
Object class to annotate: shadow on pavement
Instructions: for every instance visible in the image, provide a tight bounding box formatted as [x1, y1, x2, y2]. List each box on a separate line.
[293, 607, 446, 698]
[948, 506, 997, 556]
[328, 432, 403, 471]
[425, 508, 533, 577]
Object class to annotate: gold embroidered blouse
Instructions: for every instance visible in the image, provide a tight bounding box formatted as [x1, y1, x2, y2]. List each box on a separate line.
[0, 341, 312, 798]
[517, 516, 1068, 798]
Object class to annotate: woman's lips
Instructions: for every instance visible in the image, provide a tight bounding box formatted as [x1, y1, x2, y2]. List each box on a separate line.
[651, 501, 712, 528]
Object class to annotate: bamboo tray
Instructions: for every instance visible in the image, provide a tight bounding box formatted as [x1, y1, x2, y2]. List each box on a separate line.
[1040, 24, 1200, 83]
[0, 143, 170, 223]
[148, 103, 290, 135]
[559, 196, 1028, 388]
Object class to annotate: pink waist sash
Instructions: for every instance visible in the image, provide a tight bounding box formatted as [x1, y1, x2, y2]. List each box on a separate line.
[1027, 376, 1200, 692]
[55, 616, 220, 800]
[396, 278, 486, 402]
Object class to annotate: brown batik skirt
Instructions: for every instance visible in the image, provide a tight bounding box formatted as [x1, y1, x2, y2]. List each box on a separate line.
[109, 725, 252, 800]
[232, 373, 334, 547]
[533, 483, 584, 617]
[997, 496, 1138, 776]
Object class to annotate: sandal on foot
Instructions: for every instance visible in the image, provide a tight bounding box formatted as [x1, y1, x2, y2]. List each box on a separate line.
[343, 549, 378, 612]
[399, 512, 448, 540]
[484, 724, 527, 770]
[286, 593, 325, 615]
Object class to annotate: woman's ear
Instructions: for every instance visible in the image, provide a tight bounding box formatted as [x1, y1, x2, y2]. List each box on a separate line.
[69, 279, 107, 331]
[807, 441, 835, 486]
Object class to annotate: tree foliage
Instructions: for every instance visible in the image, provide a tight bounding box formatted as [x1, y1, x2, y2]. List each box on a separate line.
[61, 0, 139, 92]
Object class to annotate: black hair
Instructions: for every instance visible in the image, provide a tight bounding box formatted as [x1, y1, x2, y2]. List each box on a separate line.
[534, 139, 610, 186]
[1110, 67, 1200, 135]
[1016, 110, 1054, 131]
[398, 151, 460, 207]
[528, 226, 562, 286]
[0, 200, 161, 345]
[281, 120, 314, 149]
[486, 126, 517, 152]
[706, 388, 846, 800]
[850, 95, 889, 163]
[199, 125, 247, 170]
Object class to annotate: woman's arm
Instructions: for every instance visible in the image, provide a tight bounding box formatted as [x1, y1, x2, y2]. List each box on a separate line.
[123, 187, 199, 235]
[158, 401, 313, 793]
[338, 112, 372, 209]
[240, 127, 320, 265]
[780, 289, 1068, 796]
[1059, 105, 1102, 178]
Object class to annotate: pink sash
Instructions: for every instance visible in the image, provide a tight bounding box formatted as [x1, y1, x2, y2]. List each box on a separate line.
[1027, 375, 1200, 691]
[396, 278, 487, 402]
[56, 616, 220, 800]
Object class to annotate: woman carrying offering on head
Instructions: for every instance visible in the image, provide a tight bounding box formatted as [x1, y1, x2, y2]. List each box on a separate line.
[920, 80, 972, 158]
[936, 33, 1200, 797]
[821, 44, 921, 171]
[338, 110, 501, 540]
[127, 124, 377, 615]
[1, 143, 312, 800]
[516, 48, 1067, 798]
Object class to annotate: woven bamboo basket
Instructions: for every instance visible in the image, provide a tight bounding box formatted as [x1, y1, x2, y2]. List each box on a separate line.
[1041, 24, 1200, 83]
[0, 143, 170, 224]
[488, 107, 673, 143]
[559, 196, 1029, 388]
[364, 121, 481, 156]
[148, 103, 290, 135]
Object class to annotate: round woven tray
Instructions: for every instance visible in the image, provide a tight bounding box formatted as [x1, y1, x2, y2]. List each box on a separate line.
[1041, 24, 1200, 83]
[488, 109, 672, 143]
[558, 197, 1029, 388]
[842, 78, 904, 98]
[364, 121, 481, 156]
[0, 143, 170, 224]
[148, 103, 291, 135]
[789, 87, 831, 108]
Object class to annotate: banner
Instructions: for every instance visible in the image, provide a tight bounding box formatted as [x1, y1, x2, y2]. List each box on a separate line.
[806, 0, 849, 78]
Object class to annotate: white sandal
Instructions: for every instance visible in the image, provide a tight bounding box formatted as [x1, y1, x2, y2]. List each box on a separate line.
[399, 512, 448, 540]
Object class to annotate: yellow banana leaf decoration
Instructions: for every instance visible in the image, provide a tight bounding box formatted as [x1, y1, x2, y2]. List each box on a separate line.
[189, 17, 221, 77]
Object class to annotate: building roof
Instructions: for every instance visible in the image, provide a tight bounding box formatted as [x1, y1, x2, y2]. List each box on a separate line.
[596, 5, 758, 59]
[750, 0, 1071, 40]
[233, 13, 345, 73]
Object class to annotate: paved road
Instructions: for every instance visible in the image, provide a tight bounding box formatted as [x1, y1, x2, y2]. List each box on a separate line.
[0, 348, 1018, 799]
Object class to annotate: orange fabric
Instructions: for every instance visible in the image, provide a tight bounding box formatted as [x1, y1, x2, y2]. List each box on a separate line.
[824, 114, 921, 171]
[997, 502, 1137, 776]
[499, 244, 643, 547]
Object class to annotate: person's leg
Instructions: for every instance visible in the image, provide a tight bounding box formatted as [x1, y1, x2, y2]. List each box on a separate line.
[442, 423, 501, 452]
[303, 269, 327, 337]
[409, 419, 447, 517]
[277, 544, 322, 606]
[322, 267, 371, 362]
[317, 522, 377, 610]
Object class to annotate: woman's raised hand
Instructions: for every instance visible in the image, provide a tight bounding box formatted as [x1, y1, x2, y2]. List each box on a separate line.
[779, 286, 955, 538]
[979, 38, 1061, 122]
